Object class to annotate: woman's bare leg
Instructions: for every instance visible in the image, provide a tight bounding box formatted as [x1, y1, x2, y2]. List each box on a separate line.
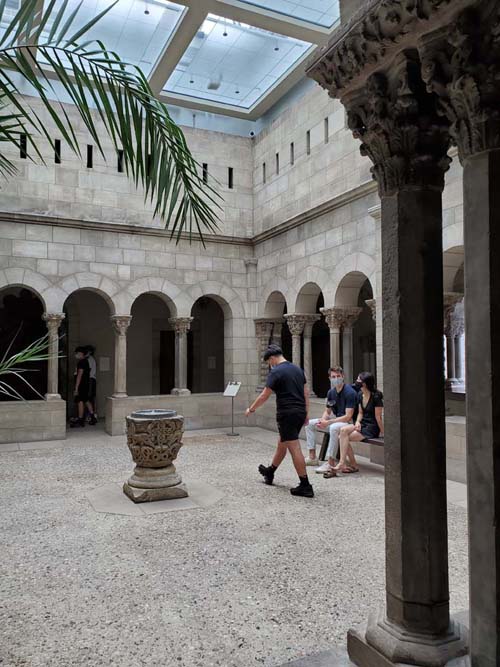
[335, 425, 356, 469]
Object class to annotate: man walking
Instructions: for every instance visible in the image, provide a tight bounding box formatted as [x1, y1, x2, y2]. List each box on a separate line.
[305, 366, 357, 475]
[245, 344, 314, 498]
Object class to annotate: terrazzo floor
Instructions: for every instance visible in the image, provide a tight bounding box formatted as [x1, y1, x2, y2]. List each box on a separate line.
[0, 426, 469, 667]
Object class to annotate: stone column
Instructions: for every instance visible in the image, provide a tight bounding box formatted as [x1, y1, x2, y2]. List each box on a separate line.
[420, 8, 500, 659]
[271, 319, 284, 347]
[365, 299, 376, 322]
[302, 315, 320, 394]
[339, 307, 362, 383]
[254, 319, 274, 390]
[284, 314, 307, 367]
[443, 293, 462, 390]
[169, 317, 193, 396]
[309, 47, 467, 663]
[111, 315, 131, 398]
[453, 300, 465, 392]
[320, 307, 343, 369]
[42, 312, 65, 400]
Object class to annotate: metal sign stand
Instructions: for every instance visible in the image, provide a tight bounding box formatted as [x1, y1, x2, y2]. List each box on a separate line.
[223, 381, 241, 437]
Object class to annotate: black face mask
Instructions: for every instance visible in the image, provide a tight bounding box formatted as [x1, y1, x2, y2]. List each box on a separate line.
[353, 381, 362, 391]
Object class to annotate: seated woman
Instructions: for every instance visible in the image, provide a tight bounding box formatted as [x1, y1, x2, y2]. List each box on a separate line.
[324, 371, 383, 476]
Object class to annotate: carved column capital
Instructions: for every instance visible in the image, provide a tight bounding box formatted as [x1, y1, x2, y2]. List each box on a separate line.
[419, 3, 500, 160]
[111, 315, 132, 336]
[302, 314, 321, 337]
[321, 306, 362, 330]
[443, 292, 463, 336]
[42, 312, 65, 330]
[343, 51, 451, 196]
[365, 299, 376, 322]
[169, 317, 193, 336]
[284, 314, 310, 336]
[254, 318, 274, 339]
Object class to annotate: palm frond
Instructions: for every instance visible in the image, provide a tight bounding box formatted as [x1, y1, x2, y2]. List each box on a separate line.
[0, 0, 222, 242]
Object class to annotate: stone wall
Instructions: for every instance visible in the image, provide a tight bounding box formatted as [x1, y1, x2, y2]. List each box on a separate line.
[0, 399, 65, 443]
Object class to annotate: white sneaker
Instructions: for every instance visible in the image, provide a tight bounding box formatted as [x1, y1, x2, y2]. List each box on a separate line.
[306, 457, 319, 466]
[315, 462, 332, 474]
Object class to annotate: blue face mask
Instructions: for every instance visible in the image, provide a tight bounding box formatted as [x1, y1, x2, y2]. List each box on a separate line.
[330, 377, 343, 388]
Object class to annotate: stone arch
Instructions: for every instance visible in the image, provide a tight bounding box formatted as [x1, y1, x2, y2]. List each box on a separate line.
[295, 282, 323, 314]
[114, 276, 182, 317]
[263, 291, 287, 319]
[289, 266, 330, 314]
[443, 245, 464, 293]
[56, 273, 121, 315]
[443, 223, 463, 254]
[0, 268, 51, 311]
[335, 272, 373, 307]
[183, 281, 245, 319]
[258, 277, 290, 317]
[324, 253, 377, 306]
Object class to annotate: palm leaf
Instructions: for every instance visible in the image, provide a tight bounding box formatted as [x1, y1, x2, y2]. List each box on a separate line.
[0, 0, 222, 241]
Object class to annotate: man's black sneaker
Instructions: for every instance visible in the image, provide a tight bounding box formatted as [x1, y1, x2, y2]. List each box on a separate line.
[69, 417, 85, 428]
[258, 464, 275, 485]
[290, 483, 314, 498]
[88, 415, 97, 425]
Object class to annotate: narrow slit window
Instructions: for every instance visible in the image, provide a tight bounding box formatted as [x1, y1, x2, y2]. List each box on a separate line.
[228, 166, 233, 189]
[290, 142, 294, 165]
[275, 152, 279, 175]
[262, 162, 266, 184]
[86, 145, 93, 169]
[202, 162, 208, 184]
[306, 130, 311, 155]
[54, 139, 61, 164]
[117, 149, 124, 173]
[324, 117, 329, 143]
[20, 133, 27, 159]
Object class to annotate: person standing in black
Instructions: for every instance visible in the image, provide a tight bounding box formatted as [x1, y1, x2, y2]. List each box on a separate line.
[70, 346, 91, 428]
[245, 344, 314, 497]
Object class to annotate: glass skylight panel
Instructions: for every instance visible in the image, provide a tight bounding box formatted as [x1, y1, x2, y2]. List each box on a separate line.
[164, 13, 312, 109]
[225, 0, 340, 29]
[39, 0, 185, 75]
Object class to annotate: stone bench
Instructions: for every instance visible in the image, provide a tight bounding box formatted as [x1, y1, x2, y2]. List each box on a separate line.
[318, 431, 384, 465]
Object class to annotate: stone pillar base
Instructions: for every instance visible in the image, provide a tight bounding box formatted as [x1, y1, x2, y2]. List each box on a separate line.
[123, 464, 189, 503]
[170, 388, 191, 396]
[348, 611, 468, 667]
[45, 393, 61, 401]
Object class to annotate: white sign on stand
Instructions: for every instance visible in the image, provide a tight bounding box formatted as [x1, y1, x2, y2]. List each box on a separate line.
[224, 381, 241, 435]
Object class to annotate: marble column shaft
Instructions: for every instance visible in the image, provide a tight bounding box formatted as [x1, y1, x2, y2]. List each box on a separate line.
[42, 312, 65, 399]
[169, 317, 193, 396]
[111, 315, 131, 397]
[254, 319, 274, 389]
[302, 315, 320, 391]
[284, 314, 308, 368]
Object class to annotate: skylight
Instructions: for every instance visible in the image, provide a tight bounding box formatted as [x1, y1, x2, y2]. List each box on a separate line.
[40, 0, 185, 76]
[164, 13, 312, 109]
[228, 0, 340, 29]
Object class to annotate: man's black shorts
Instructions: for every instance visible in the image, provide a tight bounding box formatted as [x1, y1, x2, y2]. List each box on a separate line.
[276, 410, 307, 442]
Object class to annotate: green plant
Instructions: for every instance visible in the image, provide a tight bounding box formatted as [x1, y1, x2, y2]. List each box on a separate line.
[0, 328, 55, 399]
[0, 0, 220, 241]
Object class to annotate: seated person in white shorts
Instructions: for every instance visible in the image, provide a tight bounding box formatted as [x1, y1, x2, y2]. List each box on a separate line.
[305, 366, 357, 473]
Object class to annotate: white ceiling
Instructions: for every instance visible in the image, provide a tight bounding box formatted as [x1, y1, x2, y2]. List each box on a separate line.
[39, 0, 340, 119]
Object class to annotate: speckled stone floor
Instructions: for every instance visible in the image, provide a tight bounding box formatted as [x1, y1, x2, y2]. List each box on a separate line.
[0, 426, 469, 667]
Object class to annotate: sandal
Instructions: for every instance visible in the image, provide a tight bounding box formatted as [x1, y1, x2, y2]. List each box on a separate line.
[323, 469, 337, 478]
[340, 465, 359, 474]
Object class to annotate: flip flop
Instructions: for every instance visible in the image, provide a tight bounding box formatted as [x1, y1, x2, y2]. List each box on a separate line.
[341, 466, 359, 474]
[323, 469, 337, 479]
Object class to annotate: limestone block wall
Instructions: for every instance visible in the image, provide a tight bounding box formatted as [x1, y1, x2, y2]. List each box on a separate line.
[0, 399, 65, 443]
[1, 96, 253, 238]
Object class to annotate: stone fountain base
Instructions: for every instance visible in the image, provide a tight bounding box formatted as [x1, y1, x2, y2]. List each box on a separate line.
[123, 409, 188, 504]
[123, 465, 188, 503]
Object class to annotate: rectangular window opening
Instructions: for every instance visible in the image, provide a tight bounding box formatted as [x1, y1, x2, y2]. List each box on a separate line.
[86, 144, 93, 169]
[228, 166, 233, 189]
[324, 117, 329, 144]
[275, 152, 279, 175]
[54, 139, 61, 164]
[20, 133, 27, 159]
[290, 142, 294, 165]
[306, 130, 311, 156]
[117, 149, 124, 173]
[202, 162, 208, 184]
[262, 162, 266, 184]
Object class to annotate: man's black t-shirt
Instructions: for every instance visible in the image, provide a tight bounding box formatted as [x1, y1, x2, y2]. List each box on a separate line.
[326, 383, 357, 417]
[76, 357, 90, 391]
[266, 361, 306, 415]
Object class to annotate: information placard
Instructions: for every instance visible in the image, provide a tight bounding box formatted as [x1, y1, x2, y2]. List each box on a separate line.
[223, 381, 241, 398]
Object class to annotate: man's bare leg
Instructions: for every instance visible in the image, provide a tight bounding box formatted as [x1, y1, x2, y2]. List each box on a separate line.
[272, 439, 288, 468]
[284, 439, 307, 477]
